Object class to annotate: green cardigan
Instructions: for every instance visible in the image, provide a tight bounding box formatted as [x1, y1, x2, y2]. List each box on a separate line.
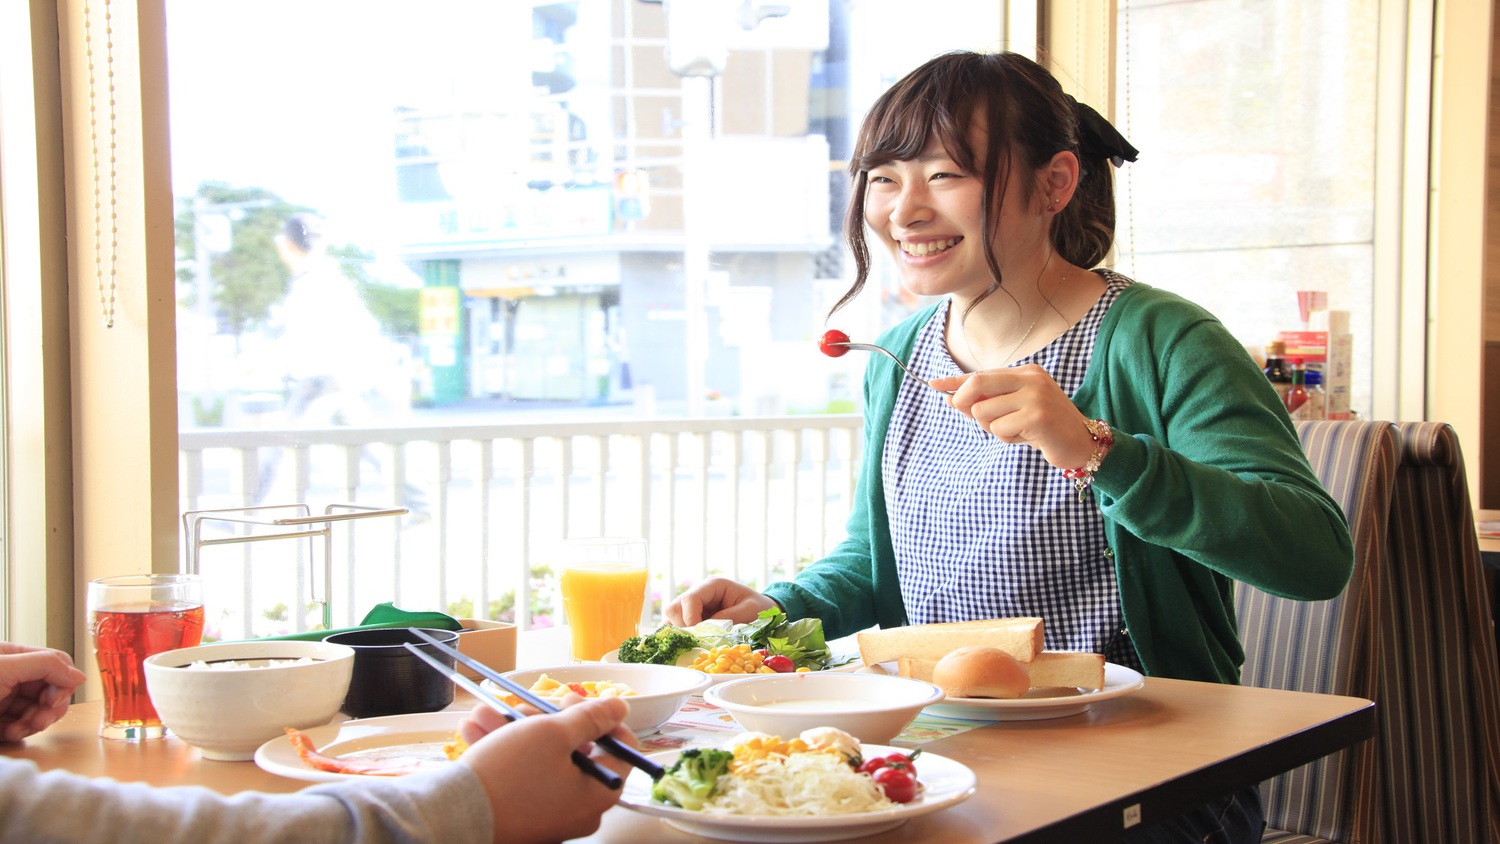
[767, 282, 1353, 683]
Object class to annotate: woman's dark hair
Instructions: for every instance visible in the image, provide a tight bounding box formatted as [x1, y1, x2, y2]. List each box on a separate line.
[833, 51, 1119, 317]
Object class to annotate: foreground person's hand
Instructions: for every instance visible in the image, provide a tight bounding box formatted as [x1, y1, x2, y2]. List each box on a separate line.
[0, 643, 87, 743]
[664, 576, 777, 627]
[459, 695, 635, 844]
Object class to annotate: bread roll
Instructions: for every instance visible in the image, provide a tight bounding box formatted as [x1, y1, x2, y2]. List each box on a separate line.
[856, 617, 1043, 666]
[930, 645, 1031, 699]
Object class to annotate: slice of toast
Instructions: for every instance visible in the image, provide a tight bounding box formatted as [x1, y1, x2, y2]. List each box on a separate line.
[897, 650, 1106, 691]
[856, 617, 1044, 665]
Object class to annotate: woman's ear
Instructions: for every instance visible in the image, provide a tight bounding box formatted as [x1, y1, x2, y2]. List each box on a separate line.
[1042, 150, 1081, 214]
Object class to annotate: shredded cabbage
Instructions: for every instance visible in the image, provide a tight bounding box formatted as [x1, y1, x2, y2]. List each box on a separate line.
[699, 752, 896, 816]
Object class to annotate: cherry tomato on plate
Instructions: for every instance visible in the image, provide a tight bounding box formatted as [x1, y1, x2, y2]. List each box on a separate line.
[872, 765, 919, 803]
[763, 654, 796, 673]
[818, 329, 851, 357]
[859, 750, 918, 776]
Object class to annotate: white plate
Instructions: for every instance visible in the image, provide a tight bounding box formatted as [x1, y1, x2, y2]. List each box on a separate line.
[254, 711, 466, 782]
[619, 744, 976, 842]
[602, 650, 862, 686]
[862, 662, 1144, 721]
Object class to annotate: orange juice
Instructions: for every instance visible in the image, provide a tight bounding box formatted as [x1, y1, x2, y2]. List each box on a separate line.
[560, 563, 648, 661]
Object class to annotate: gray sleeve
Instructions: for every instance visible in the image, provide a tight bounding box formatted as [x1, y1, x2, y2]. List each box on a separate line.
[0, 757, 493, 844]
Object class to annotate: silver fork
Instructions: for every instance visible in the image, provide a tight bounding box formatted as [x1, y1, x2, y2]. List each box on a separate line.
[834, 342, 956, 395]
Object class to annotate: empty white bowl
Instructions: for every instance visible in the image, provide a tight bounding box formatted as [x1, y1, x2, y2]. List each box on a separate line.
[144, 639, 355, 761]
[703, 671, 944, 744]
[487, 662, 709, 737]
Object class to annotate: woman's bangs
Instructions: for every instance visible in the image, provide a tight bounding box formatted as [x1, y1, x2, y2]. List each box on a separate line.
[857, 108, 975, 172]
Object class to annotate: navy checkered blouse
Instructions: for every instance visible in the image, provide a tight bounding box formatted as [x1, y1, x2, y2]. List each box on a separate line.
[882, 270, 1142, 671]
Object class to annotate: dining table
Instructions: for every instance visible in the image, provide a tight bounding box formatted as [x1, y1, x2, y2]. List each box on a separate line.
[1478, 508, 1500, 647]
[5, 626, 1375, 844]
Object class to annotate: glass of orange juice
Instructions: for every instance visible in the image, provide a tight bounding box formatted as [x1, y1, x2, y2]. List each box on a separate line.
[559, 537, 648, 662]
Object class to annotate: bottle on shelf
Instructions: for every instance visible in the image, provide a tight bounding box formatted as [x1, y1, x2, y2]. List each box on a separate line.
[1284, 358, 1309, 416]
[1264, 340, 1292, 403]
[1292, 369, 1326, 421]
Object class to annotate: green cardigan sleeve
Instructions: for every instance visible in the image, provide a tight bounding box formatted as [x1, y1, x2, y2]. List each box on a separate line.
[1076, 284, 1353, 681]
[1078, 285, 1352, 599]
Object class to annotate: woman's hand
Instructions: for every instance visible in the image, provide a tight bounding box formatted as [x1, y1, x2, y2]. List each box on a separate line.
[664, 576, 776, 627]
[0, 643, 87, 743]
[931, 365, 1097, 471]
[459, 695, 636, 844]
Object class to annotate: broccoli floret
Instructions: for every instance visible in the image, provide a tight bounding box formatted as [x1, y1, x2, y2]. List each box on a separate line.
[616, 626, 699, 666]
[650, 748, 734, 810]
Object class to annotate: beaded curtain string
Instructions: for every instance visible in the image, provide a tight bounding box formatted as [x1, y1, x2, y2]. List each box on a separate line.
[84, 0, 118, 329]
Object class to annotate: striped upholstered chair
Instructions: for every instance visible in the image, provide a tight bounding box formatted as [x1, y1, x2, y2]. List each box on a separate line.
[1236, 420, 1398, 843]
[1240, 420, 1500, 844]
[1378, 421, 1500, 843]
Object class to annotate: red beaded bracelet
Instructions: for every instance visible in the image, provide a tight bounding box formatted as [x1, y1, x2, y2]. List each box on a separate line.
[1063, 418, 1114, 501]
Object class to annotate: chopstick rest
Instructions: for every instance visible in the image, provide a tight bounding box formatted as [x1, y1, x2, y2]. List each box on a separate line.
[404, 627, 665, 782]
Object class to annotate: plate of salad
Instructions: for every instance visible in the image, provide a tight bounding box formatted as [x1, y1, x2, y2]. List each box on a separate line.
[606, 609, 860, 683]
[618, 727, 977, 842]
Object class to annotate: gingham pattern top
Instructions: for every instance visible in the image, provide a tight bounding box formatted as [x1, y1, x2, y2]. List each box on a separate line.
[882, 270, 1142, 670]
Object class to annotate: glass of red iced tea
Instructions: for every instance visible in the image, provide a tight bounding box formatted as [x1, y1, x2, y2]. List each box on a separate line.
[87, 573, 205, 740]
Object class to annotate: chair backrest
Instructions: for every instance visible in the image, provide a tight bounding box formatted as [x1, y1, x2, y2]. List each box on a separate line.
[1379, 422, 1500, 844]
[1236, 419, 1399, 842]
[1239, 420, 1500, 844]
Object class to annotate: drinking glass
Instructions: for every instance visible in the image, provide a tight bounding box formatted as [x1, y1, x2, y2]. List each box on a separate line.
[558, 537, 648, 662]
[87, 573, 205, 739]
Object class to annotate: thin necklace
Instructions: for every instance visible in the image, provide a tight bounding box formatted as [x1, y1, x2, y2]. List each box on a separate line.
[959, 254, 1068, 369]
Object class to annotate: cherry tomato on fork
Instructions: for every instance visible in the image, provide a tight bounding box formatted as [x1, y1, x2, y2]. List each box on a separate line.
[818, 329, 851, 357]
[872, 765, 919, 803]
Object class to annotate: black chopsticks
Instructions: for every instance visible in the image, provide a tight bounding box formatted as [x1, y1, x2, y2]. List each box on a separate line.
[403, 627, 665, 786]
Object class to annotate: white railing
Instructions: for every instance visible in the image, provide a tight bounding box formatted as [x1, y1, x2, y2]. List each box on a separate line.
[178, 415, 863, 641]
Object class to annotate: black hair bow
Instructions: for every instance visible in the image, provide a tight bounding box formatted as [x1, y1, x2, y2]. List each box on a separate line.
[1068, 96, 1139, 168]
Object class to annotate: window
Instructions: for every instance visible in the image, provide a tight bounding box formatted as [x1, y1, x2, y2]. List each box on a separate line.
[1113, 0, 1382, 418]
[168, 0, 1006, 636]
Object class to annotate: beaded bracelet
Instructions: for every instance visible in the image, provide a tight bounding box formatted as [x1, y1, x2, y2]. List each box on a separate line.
[1062, 418, 1114, 501]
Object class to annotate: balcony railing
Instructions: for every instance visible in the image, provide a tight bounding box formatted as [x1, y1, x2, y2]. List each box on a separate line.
[178, 414, 862, 640]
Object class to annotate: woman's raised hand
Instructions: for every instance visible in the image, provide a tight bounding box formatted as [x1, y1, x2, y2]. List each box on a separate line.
[931, 365, 1097, 471]
[664, 576, 776, 627]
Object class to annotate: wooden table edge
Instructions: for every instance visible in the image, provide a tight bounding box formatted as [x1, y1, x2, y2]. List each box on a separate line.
[995, 696, 1376, 843]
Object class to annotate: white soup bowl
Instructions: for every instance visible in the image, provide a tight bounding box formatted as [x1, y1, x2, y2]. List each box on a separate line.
[703, 671, 944, 744]
[144, 639, 355, 761]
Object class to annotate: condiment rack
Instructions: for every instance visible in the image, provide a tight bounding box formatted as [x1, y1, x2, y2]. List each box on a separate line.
[182, 503, 406, 633]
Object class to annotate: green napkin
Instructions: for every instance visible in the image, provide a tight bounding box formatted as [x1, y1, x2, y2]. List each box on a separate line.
[246, 602, 463, 642]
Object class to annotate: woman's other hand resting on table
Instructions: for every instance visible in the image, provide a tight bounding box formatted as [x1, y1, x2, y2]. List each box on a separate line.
[0, 642, 86, 743]
[458, 695, 636, 844]
[664, 576, 777, 627]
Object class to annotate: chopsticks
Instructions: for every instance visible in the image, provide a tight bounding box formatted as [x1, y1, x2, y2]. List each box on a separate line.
[403, 627, 665, 786]
[400, 641, 625, 789]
